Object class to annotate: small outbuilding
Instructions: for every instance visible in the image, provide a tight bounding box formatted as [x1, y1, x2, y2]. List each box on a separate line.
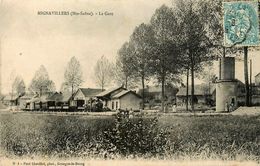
[110, 90, 142, 111]
[96, 86, 141, 111]
[18, 93, 35, 109]
[176, 84, 216, 107]
[72, 88, 103, 108]
[3, 94, 20, 106]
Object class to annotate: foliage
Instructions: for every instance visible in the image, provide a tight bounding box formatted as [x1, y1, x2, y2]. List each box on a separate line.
[94, 55, 113, 90]
[174, 0, 215, 111]
[149, 5, 183, 111]
[150, 5, 182, 83]
[0, 112, 259, 161]
[95, 113, 170, 157]
[129, 23, 157, 109]
[63, 56, 83, 94]
[114, 42, 138, 89]
[29, 65, 56, 94]
[129, 24, 155, 80]
[198, 0, 243, 56]
[12, 76, 26, 96]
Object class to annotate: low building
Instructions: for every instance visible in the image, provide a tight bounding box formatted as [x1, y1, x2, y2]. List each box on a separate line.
[96, 86, 126, 106]
[238, 83, 260, 106]
[3, 94, 20, 106]
[72, 88, 103, 109]
[110, 90, 142, 111]
[137, 85, 178, 102]
[18, 93, 35, 109]
[25, 92, 54, 111]
[176, 84, 216, 106]
[255, 73, 260, 86]
[96, 86, 141, 111]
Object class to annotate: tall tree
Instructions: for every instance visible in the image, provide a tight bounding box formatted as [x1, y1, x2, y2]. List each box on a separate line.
[64, 56, 83, 96]
[150, 5, 182, 112]
[94, 55, 113, 91]
[29, 65, 56, 95]
[12, 76, 26, 96]
[129, 23, 155, 109]
[115, 42, 137, 89]
[175, 0, 213, 112]
[200, 64, 217, 96]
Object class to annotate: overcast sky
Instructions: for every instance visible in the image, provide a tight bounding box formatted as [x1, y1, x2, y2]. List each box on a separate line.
[0, 0, 259, 94]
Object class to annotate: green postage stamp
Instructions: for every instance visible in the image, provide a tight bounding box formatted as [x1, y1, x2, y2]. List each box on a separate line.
[223, 1, 259, 47]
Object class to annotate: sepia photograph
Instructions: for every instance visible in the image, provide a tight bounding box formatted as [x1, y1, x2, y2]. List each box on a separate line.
[0, 0, 259, 165]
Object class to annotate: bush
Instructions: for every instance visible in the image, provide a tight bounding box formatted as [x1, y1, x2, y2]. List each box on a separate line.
[94, 113, 170, 158]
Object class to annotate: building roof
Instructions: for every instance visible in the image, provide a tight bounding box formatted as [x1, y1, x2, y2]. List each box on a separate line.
[255, 73, 260, 78]
[177, 84, 215, 96]
[45, 92, 75, 102]
[27, 93, 54, 103]
[136, 85, 178, 95]
[112, 90, 141, 99]
[47, 92, 63, 101]
[3, 94, 20, 101]
[61, 92, 73, 102]
[78, 88, 103, 97]
[96, 86, 125, 97]
[20, 93, 35, 99]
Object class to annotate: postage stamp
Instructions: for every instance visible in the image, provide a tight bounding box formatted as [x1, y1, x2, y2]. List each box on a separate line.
[223, 1, 259, 47]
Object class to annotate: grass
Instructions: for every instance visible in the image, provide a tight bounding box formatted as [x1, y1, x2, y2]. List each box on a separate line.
[0, 112, 259, 161]
[158, 115, 260, 161]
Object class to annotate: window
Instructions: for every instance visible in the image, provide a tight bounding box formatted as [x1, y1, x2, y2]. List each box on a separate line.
[112, 101, 114, 110]
[116, 101, 118, 110]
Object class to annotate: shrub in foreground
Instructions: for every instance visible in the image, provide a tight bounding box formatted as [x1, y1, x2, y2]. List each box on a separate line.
[93, 113, 170, 158]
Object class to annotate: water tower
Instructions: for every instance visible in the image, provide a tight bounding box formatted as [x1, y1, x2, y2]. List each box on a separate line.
[216, 57, 238, 112]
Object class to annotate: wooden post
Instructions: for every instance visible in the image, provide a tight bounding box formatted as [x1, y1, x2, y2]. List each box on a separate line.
[186, 68, 189, 112]
[244, 46, 250, 106]
[250, 59, 252, 106]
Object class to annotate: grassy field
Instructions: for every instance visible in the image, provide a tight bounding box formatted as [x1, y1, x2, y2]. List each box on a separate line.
[0, 111, 259, 161]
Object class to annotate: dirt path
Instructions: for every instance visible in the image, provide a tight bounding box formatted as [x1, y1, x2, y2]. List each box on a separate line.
[231, 107, 260, 116]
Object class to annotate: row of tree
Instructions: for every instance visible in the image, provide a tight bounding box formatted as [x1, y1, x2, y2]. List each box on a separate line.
[10, 0, 250, 111]
[113, 0, 225, 112]
[10, 55, 115, 98]
[9, 0, 234, 112]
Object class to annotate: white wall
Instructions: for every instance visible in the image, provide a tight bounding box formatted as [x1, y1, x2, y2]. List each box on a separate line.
[120, 93, 141, 111]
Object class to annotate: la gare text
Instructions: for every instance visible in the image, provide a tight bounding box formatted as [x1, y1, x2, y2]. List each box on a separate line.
[37, 11, 114, 16]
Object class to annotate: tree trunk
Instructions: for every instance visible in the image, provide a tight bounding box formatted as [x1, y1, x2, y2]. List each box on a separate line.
[141, 75, 145, 110]
[101, 83, 104, 91]
[191, 56, 195, 113]
[71, 85, 74, 99]
[161, 74, 165, 112]
[249, 59, 252, 106]
[186, 68, 189, 112]
[125, 75, 128, 89]
[208, 76, 211, 95]
[223, 47, 226, 58]
[244, 46, 250, 106]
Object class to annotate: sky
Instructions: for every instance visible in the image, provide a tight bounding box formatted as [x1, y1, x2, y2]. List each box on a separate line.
[0, 0, 260, 94]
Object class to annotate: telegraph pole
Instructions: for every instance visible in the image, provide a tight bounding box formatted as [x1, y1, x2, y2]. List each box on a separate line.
[244, 47, 250, 107]
[250, 59, 252, 106]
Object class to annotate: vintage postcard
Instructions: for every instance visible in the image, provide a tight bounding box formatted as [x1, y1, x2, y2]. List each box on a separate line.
[0, 0, 259, 166]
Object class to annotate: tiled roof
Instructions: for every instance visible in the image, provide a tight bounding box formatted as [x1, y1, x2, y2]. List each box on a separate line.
[177, 84, 215, 96]
[79, 88, 103, 97]
[47, 92, 63, 101]
[96, 86, 125, 97]
[3, 94, 19, 101]
[112, 90, 141, 99]
[61, 92, 73, 102]
[255, 73, 260, 78]
[20, 94, 35, 99]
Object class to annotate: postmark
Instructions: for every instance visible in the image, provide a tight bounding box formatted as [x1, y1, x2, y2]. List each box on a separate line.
[223, 1, 259, 47]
